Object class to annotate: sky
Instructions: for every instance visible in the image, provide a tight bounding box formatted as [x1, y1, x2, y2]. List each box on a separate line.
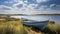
[0, 0, 60, 14]
[0, 0, 60, 24]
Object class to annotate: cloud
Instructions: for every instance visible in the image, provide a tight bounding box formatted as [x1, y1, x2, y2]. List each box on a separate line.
[13, 0, 24, 6]
[0, 0, 24, 7]
[0, 5, 13, 14]
[11, 0, 38, 14]
[6, 5, 36, 14]
[0, 0, 60, 14]
[13, 0, 37, 8]
[35, 5, 60, 14]
[36, 0, 49, 3]
[27, 4, 38, 9]
[50, 4, 56, 7]
[0, 4, 60, 14]
[50, 4, 60, 8]
[12, 4, 38, 14]
[23, 0, 28, 3]
[50, 4, 60, 10]
[0, 5, 12, 10]
[4, 1, 13, 3]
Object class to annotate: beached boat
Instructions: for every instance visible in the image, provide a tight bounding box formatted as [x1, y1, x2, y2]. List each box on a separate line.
[21, 18, 49, 30]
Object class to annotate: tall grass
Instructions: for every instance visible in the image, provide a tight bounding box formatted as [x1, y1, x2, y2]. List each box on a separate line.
[0, 17, 60, 34]
[23, 21, 60, 34]
[45, 22, 60, 34]
[0, 18, 27, 34]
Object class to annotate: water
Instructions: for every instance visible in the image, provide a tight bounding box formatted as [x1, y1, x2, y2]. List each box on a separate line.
[11, 16, 60, 25]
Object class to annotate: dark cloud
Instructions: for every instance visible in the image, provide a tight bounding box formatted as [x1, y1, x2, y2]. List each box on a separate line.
[0, 7, 11, 10]
[0, 5, 11, 10]
[50, 4, 60, 10]
[16, 4, 23, 8]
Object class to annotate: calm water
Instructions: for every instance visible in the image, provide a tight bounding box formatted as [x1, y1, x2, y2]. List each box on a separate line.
[11, 16, 60, 25]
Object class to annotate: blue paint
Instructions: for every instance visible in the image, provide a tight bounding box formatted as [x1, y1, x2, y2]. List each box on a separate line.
[22, 18, 49, 30]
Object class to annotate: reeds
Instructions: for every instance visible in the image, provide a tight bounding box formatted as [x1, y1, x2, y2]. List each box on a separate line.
[0, 16, 60, 34]
[45, 22, 60, 34]
[0, 17, 27, 34]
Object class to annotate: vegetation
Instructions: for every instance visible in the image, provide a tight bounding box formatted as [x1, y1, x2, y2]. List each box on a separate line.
[43, 21, 60, 34]
[0, 17, 27, 34]
[24, 21, 60, 34]
[0, 16, 60, 34]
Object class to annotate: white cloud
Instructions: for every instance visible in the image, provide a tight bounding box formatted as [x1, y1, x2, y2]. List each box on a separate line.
[4, 1, 13, 3]
[7, 5, 37, 14]
[35, 5, 60, 14]
[50, 4, 60, 7]
[0, 4, 60, 14]
[24, 0, 28, 3]
[13, 1, 24, 6]
[0, 0, 60, 14]
[36, 0, 49, 3]
[50, 4, 60, 10]
[11, 0, 38, 14]
[13, 0, 23, 3]
[0, 5, 12, 10]
[50, 4, 56, 7]
[27, 4, 38, 9]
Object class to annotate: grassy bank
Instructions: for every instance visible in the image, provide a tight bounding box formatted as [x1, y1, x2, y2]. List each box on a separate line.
[0, 17, 27, 34]
[0, 16, 60, 34]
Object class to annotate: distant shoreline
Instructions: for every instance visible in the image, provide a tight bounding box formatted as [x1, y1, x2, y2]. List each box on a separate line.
[0, 14, 60, 16]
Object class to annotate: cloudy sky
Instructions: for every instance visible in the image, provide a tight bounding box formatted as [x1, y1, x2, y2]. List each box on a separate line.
[0, 0, 60, 14]
[0, 0, 60, 24]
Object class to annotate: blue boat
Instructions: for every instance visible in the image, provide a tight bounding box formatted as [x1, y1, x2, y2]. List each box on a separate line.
[21, 18, 49, 30]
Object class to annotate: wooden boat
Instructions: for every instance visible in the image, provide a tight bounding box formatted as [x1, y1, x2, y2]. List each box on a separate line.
[21, 18, 49, 30]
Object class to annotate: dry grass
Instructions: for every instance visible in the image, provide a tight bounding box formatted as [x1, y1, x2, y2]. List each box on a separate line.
[45, 22, 60, 34]
[47, 23, 60, 31]
[24, 26, 45, 34]
[0, 17, 60, 34]
[24, 22, 60, 34]
[0, 18, 27, 34]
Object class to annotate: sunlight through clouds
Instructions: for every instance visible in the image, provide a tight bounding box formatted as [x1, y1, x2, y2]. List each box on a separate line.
[0, 0, 60, 24]
[0, 0, 60, 14]
[36, 0, 49, 3]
